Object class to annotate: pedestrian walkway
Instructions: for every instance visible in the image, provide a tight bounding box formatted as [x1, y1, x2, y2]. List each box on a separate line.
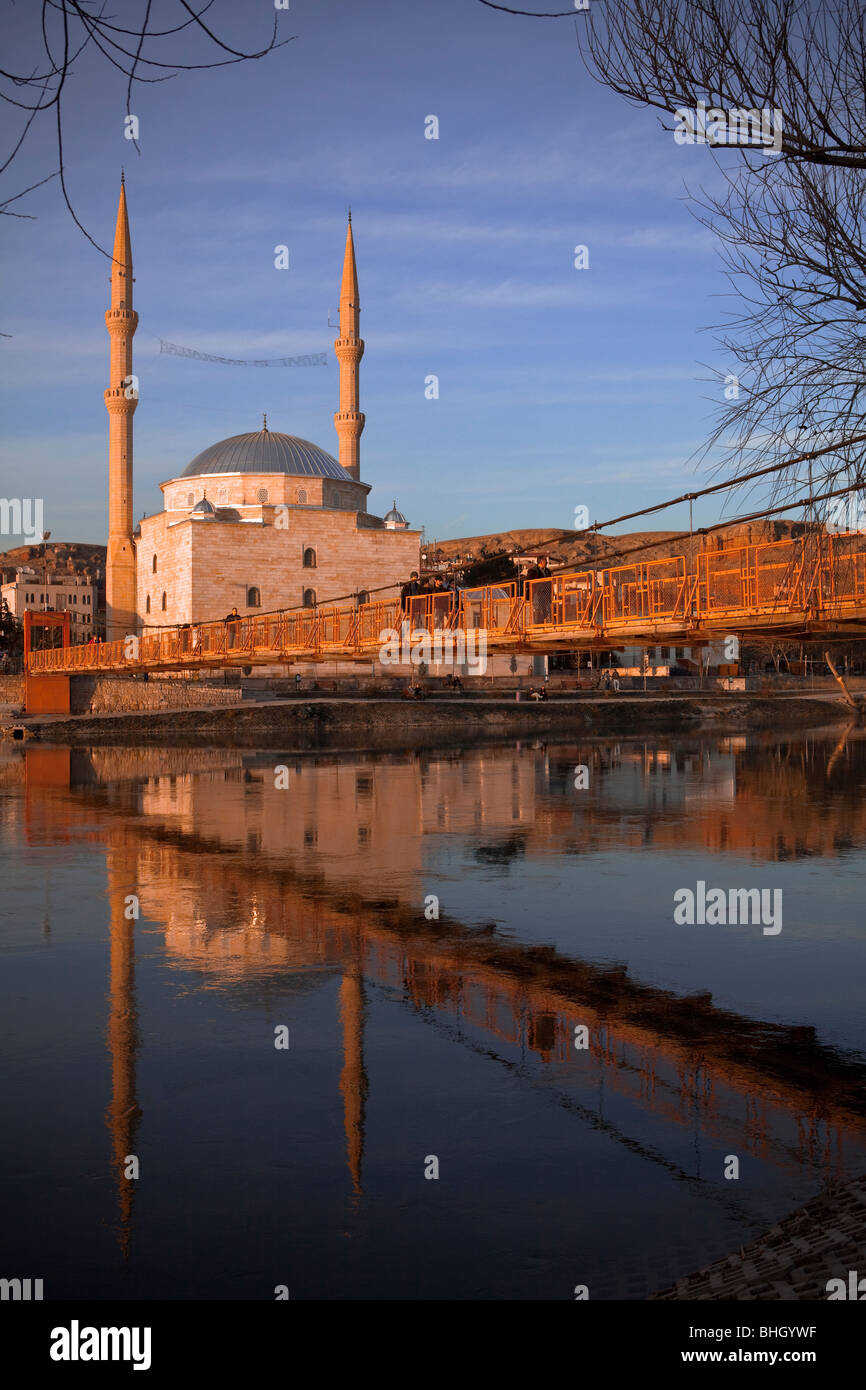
[652, 1173, 866, 1300]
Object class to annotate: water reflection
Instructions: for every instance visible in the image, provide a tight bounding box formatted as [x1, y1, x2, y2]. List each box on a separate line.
[4, 728, 866, 1298]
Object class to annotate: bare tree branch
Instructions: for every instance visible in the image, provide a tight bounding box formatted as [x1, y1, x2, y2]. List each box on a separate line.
[1, 0, 294, 252]
[478, 0, 866, 508]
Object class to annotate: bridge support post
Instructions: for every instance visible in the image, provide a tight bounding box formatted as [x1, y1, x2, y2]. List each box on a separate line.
[23, 611, 72, 715]
[24, 673, 71, 715]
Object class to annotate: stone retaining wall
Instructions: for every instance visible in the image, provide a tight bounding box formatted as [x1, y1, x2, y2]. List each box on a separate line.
[0, 675, 24, 705]
[70, 677, 243, 714]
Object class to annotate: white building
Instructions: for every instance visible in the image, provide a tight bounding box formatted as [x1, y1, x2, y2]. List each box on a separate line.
[1, 568, 98, 644]
[614, 641, 736, 676]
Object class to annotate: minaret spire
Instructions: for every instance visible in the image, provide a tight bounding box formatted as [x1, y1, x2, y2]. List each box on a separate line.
[104, 178, 138, 640]
[333, 215, 365, 482]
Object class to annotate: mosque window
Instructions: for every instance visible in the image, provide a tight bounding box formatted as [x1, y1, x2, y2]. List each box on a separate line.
[357, 590, 370, 606]
[161, 592, 167, 611]
[257, 487, 269, 504]
[296, 488, 307, 505]
[303, 589, 316, 608]
[187, 493, 194, 507]
[146, 595, 151, 613]
[152, 554, 157, 573]
[303, 547, 317, 569]
[247, 586, 261, 608]
[219, 488, 228, 503]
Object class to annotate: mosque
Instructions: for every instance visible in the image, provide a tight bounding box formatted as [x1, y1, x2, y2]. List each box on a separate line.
[104, 180, 420, 640]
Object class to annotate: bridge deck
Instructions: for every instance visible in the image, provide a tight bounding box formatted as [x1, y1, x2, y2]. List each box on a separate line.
[25, 533, 866, 676]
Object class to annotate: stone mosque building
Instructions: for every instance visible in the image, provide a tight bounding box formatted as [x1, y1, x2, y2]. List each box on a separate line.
[104, 179, 420, 640]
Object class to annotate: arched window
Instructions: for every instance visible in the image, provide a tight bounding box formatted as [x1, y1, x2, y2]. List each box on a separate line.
[303, 547, 316, 569]
[247, 586, 261, 608]
[187, 492, 194, 507]
[357, 590, 370, 606]
[296, 488, 307, 505]
[152, 554, 157, 573]
[161, 592, 167, 611]
[146, 594, 151, 613]
[257, 487, 268, 504]
[303, 589, 316, 608]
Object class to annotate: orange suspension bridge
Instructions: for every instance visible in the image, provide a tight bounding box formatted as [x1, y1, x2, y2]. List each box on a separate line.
[22, 527, 866, 712]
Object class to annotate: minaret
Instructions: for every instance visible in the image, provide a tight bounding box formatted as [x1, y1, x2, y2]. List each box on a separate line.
[333, 214, 365, 482]
[105, 175, 138, 640]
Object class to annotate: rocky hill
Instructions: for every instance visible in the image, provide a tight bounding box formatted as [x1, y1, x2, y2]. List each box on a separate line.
[0, 541, 106, 584]
[430, 518, 812, 572]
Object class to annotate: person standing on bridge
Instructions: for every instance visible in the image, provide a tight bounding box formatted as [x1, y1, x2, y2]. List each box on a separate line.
[401, 572, 423, 631]
[428, 573, 455, 628]
[526, 555, 553, 624]
[401, 572, 422, 609]
[224, 606, 239, 650]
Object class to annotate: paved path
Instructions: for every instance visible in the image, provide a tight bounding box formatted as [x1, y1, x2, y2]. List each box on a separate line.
[652, 1174, 866, 1300]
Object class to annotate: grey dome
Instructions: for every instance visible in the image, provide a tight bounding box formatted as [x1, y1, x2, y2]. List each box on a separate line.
[181, 429, 349, 480]
[385, 504, 407, 524]
[190, 496, 216, 515]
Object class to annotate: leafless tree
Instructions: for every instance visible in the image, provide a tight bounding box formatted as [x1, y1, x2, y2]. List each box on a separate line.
[478, 2, 866, 512]
[1, 0, 292, 258]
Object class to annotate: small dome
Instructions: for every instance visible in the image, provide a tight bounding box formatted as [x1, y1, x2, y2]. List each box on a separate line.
[384, 498, 409, 528]
[190, 496, 216, 517]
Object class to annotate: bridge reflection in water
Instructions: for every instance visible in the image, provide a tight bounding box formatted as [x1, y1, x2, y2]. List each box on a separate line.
[13, 731, 866, 1295]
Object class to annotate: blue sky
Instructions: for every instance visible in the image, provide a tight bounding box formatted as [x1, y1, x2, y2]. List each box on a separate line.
[1, 0, 750, 547]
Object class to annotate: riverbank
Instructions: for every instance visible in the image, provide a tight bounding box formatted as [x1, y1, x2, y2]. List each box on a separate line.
[652, 1171, 866, 1300]
[3, 692, 853, 748]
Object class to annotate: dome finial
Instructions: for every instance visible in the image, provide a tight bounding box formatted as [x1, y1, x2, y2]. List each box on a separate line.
[262, 412, 268, 431]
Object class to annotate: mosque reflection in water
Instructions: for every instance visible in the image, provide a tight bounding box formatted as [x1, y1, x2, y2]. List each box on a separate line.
[4, 728, 866, 1299]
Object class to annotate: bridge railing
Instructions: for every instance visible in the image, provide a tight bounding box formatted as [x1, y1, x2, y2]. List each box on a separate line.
[698, 538, 826, 617]
[601, 556, 689, 628]
[403, 592, 460, 631]
[523, 572, 598, 631]
[698, 546, 750, 615]
[26, 532, 866, 676]
[459, 584, 517, 635]
[753, 540, 806, 610]
[827, 533, 866, 607]
[359, 600, 402, 645]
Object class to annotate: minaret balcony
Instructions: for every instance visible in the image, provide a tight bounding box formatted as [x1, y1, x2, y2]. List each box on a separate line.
[104, 387, 138, 410]
[105, 309, 138, 328]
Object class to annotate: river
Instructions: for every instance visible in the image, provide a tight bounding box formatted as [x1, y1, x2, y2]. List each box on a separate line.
[1, 727, 864, 1299]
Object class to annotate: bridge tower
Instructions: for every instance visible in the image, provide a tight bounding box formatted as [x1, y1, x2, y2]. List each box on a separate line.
[333, 214, 365, 482]
[105, 175, 138, 641]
